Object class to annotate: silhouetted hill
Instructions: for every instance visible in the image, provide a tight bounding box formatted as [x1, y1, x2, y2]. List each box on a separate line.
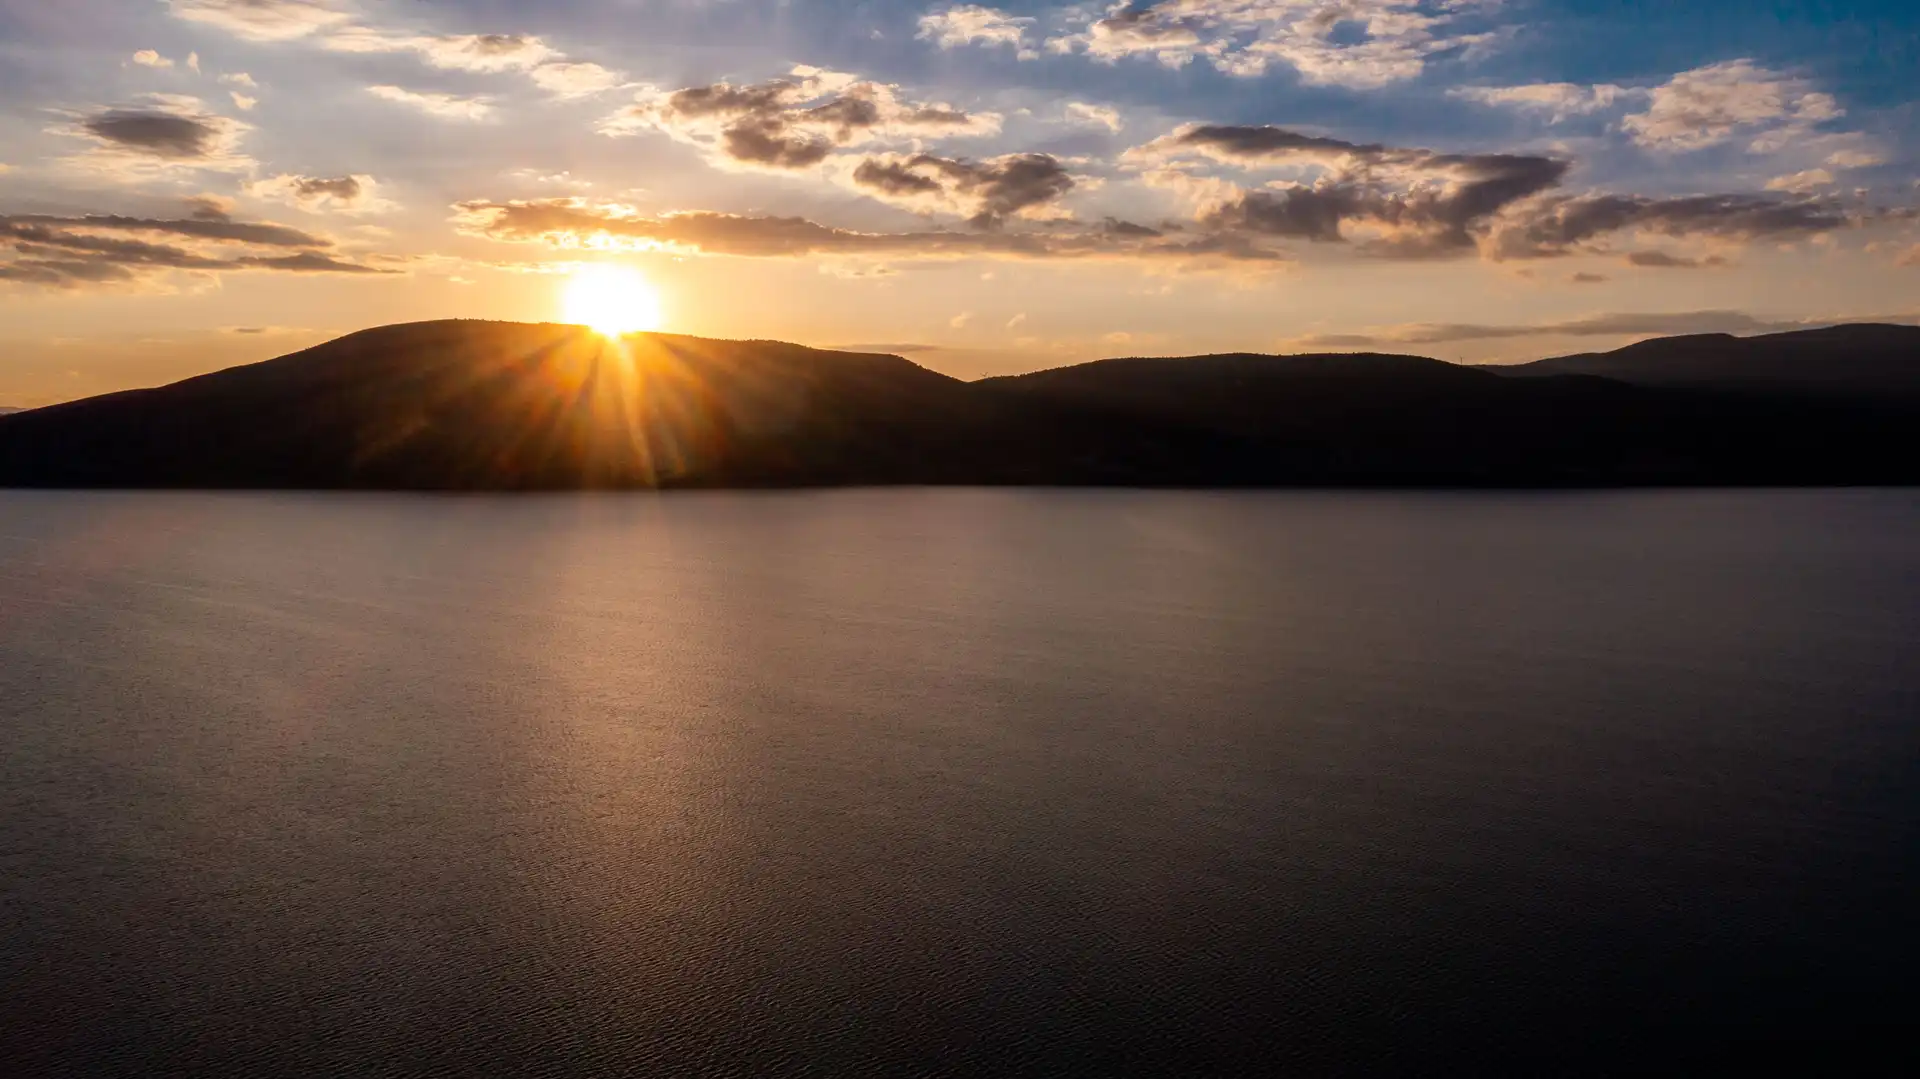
[1488, 323, 1920, 395]
[0, 321, 995, 488]
[1, 320, 1915, 488]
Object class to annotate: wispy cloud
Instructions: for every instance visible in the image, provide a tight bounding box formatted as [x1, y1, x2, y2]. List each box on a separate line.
[0, 200, 395, 290]
[1044, 0, 1508, 88]
[919, 6, 1038, 59]
[165, 0, 352, 42]
[1295, 310, 1918, 347]
[1622, 60, 1842, 151]
[367, 85, 493, 121]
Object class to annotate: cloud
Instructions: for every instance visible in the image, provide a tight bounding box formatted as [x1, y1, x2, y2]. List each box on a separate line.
[247, 174, 395, 214]
[0, 203, 392, 290]
[1897, 245, 1920, 268]
[1066, 102, 1123, 132]
[1146, 124, 1569, 256]
[1570, 272, 1607, 283]
[165, 0, 351, 42]
[1138, 120, 1903, 264]
[132, 50, 175, 69]
[950, 311, 974, 329]
[325, 28, 557, 73]
[0, 259, 140, 287]
[1007, 312, 1027, 328]
[1486, 192, 1850, 259]
[2, 211, 325, 249]
[1825, 148, 1885, 170]
[528, 62, 624, 99]
[1624, 250, 1727, 269]
[82, 111, 215, 157]
[1450, 82, 1636, 121]
[231, 251, 395, 274]
[851, 153, 1076, 227]
[367, 85, 493, 121]
[219, 72, 258, 88]
[57, 96, 252, 173]
[451, 196, 1290, 264]
[603, 69, 1000, 172]
[231, 92, 258, 111]
[1622, 60, 1842, 151]
[174, 3, 624, 99]
[918, 6, 1037, 58]
[1296, 310, 1913, 347]
[1765, 169, 1835, 193]
[1046, 0, 1507, 88]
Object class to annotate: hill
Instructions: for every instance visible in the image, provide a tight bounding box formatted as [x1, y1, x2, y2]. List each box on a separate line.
[1487, 323, 1920, 395]
[0, 321, 993, 488]
[1, 319, 1916, 488]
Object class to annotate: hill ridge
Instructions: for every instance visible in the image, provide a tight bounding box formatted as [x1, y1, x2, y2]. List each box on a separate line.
[2, 319, 1915, 488]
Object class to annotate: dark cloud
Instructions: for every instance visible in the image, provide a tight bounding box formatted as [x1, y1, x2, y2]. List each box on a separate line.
[851, 153, 1075, 227]
[468, 33, 537, 57]
[1625, 250, 1729, 269]
[720, 117, 832, 169]
[81, 109, 221, 158]
[1315, 311, 1891, 346]
[1149, 122, 1885, 262]
[1571, 271, 1608, 283]
[3, 225, 232, 270]
[186, 195, 235, 221]
[232, 252, 392, 274]
[247, 174, 390, 214]
[606, 72, 997, 172]
[287, 176, 362, 201]
[1292, 333, 1381, 347]
[3, 213, 326, 248]
[1157, 124, 1569, 256]
[0, 207, 391, 289]
[1488, 193, 1850, 259]
[0, 259, 138, 288]
[61, 100, 252, 171]
[451, 197, 1286, 264]
[1205, 187, 1357, 243]
[852, 158, 945, 196]
[1167, 124, 1384, 161]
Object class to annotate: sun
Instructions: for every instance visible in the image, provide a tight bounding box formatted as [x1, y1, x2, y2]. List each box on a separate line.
[563, 264, 664, 336]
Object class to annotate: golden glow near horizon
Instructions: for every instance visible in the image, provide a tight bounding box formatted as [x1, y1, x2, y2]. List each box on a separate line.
[563, 265, 665, 337]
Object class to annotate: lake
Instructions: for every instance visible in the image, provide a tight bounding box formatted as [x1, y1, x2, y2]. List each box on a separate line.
[2, 489, 1916, 1074]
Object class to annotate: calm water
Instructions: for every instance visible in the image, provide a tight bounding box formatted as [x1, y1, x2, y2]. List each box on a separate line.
[2, 489, 1916, 1074]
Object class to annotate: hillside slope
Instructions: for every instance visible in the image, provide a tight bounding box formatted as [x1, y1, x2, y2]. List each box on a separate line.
[0, 321, 993, 488]
[2, 320, 1916, 488]
[1489, 324, 1920, 395]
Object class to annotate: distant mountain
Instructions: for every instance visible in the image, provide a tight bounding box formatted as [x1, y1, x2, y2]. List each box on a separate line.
[1487, 324, 1920, 395]
[0, 407, 22, 416]
[1, 319, 1915, 488]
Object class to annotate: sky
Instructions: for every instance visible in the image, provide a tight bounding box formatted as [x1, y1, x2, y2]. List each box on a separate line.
[1, 0, 1917, 405]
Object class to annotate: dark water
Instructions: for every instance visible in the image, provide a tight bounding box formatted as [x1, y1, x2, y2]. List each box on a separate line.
[2, 489, 1916, 1075]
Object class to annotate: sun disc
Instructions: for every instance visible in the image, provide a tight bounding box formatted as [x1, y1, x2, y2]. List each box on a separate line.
[563, 265, 663, 336]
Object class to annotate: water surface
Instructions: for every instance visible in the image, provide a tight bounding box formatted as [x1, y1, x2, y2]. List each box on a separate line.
[2, 489, 1916, 1074]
